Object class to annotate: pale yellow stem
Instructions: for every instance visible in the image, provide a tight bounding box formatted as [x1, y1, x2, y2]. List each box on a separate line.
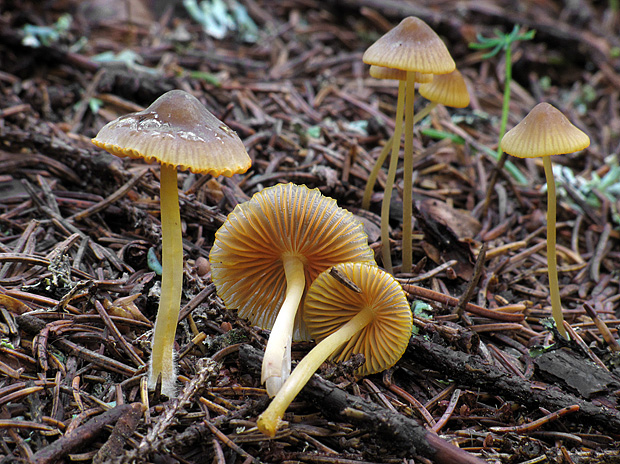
[262, 255, 306, 397]
[402, 71, 416, 273]
[257, 308, 374, 437]
[413, 101, 438, 124]
[148, 163, 184, 397]
[362, 101, 438, 212]
[543, 156, 567, 338]
[381, 81, 406, 273]
[362, 140, 392, 211]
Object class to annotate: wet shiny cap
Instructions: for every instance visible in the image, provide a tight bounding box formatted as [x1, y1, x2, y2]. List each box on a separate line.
[501, 102, 590, 158]
[418, 69, 470, 108]
[92, 89, 251, 176]
[363, 16, 455, 74]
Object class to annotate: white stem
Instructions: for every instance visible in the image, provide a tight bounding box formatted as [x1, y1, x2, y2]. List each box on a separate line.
[261, 255, 305, 397]
[257, 308, 373, 436]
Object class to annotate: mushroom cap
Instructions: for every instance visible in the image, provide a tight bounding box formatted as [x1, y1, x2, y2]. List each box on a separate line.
[501, 102, 590, 158]
[418, 69, 470, 108]
[363, 16, 455, 74]
[368, 65, 433, 83]
[210, 183, 376, 340]
[92, 89, 251, 176]
[304, 262, 413, 376]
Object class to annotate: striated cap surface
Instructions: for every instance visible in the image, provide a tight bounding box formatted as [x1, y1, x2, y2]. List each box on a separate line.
[210, 183, 376, 340]
[363, 16, 455, 74]
[304, 262, 412, 376]
[418, 69, 470, 108]
[501, 102, 590, 158]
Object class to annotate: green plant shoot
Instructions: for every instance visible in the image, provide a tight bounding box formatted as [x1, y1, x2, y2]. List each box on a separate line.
[470, 25, 535, 211]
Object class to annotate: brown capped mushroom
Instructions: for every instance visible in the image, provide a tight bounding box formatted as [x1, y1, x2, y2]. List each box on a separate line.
[210, 183, 375, 396]
[501, 102, 590, 338]
[92, 89, 251, 397]
[363, 16, 456, 273]
[418, 68, 470, 112]
[257, 261, 413, 436]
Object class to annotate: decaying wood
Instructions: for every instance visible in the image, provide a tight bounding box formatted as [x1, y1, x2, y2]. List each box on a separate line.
[239, 344, 486, 464]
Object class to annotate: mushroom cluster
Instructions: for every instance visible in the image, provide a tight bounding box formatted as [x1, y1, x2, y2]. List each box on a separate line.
[362, 16, 456, 273]
[257, 261, 413, 436]
[209, 183, 376, 396]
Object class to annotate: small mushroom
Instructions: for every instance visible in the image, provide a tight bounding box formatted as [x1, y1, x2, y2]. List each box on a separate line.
[368, 65, 433, 83]
[92, 89, 251, 396]
[257, 261, 413, 436]
[210, 183, 375, 396]
[363, 16, 455, 273]
[501, 102, 590, 338]
[417, 68, 470, 116]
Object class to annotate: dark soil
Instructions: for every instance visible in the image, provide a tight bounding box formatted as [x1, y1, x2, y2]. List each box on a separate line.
[1, 0, 620, 462]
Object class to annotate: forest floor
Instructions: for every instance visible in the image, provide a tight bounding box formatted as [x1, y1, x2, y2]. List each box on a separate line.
[1, 0, 620, 462]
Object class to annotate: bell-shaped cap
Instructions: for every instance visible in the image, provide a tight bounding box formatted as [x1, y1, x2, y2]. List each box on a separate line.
[418, 69, 470, 108]
[304, 262, 412, 376]
[92, 89, 251, 176]
[363, 16, 455, 75]
[501, 102, 590, 158]
[210, 183, 376, 340]
[369, 65, 433, 83]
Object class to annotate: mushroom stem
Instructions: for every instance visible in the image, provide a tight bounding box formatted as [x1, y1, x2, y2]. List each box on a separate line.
[362, 139, 392, 211]
[148, 163, 184, 396]
[380, 81, 406, 273]
[362, 103, 437, 212]
[542, 156, 567, 338]
[413, 101, 438, 124]
[257, 308, 374, 437]
[402, 71, 417, 273]
[262, 254, 306, 397]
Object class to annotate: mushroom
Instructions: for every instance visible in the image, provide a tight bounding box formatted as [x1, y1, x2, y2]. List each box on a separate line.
[362, 69, 469, 211]
[92, 89, 251, 397]
[257, 261, 413, 436]
[500, 102, 590, 338]
[363, 16, 455, 273]
[368, 65, 433, 83]
[417, 68, 470, 119]
[209, 183, 375, 396]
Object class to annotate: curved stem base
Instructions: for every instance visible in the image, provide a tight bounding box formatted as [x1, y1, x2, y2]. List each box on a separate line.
[258, 309, 373, 436]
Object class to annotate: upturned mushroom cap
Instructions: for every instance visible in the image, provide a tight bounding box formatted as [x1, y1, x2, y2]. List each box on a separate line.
[303, 262, 412, 375]
[210, 183, 376, 340]
[501, 102, 590, 158]
[369, 65, 433, 83]
[418, 69, 470, 108]
[92, 89, 251, 176]
[363, 16, 455, 74]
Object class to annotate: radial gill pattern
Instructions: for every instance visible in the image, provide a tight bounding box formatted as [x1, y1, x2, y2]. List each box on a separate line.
[210, 183, 375, 340]
[304, 262, 413, 376]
